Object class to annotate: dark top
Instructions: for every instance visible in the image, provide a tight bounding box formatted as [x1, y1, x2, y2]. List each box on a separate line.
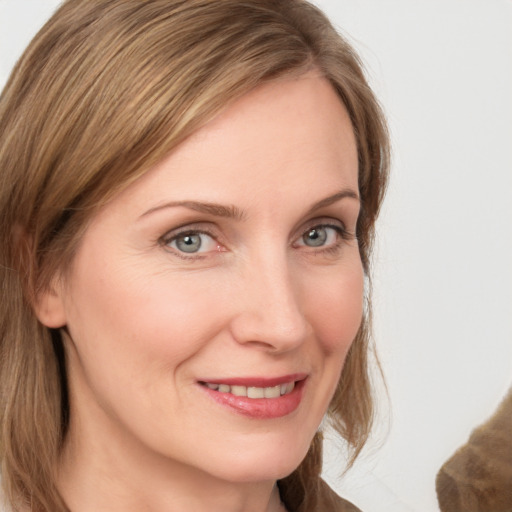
[314, 479, 362, 512]
[279, 476, 362, 512]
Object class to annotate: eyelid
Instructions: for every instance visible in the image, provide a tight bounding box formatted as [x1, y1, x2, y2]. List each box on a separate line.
[161, 226, 212, 244]
[156, 217, 355, 261]
[297, 217, 353, 240]
[160, 221, 219, 242]
[293, 224, 339, 247]
[159, 223, 225, 258]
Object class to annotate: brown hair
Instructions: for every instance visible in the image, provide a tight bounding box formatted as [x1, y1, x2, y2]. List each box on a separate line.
[0, 1, 389, 510]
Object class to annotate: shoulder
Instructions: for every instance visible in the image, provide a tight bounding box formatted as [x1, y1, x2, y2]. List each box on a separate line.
[279, 475, 362, 512]
[315, 478, 363, 512]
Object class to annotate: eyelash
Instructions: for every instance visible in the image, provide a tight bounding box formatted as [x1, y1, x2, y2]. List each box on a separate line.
[160, 226, 221, 261]
[296, 223, 354, 254]
[159, 221, 355, 260]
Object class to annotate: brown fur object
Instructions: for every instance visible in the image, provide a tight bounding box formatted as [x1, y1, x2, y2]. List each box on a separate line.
[436, 387, 512, 512]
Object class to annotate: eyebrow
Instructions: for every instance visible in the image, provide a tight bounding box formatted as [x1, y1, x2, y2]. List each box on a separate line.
[305, 189, 360, 215]
[139, 189, 359, 221]
[140, 200, 246, 221]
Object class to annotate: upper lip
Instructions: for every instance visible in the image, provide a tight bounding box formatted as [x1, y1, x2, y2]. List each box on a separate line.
[198, 373, 307, 387]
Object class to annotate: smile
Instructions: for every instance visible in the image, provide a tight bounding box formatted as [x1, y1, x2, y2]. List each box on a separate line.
[202, 381, 295, 399]
[198, 375, 306, 419]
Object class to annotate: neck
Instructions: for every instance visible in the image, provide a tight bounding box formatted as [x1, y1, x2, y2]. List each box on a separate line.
[58, 413, 287, 512]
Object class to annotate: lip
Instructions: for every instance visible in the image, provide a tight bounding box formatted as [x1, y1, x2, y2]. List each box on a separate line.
[198, 374, 307, 419]
[200, 373, 306, 388]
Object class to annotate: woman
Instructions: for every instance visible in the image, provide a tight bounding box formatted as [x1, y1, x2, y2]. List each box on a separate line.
[0, 1, 389, 511]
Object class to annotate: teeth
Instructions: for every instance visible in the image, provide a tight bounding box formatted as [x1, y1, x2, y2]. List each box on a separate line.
[247, 387, 264, 398]
[264, 385, 281, 398]
[204, 381, 295, 399]
[231, 385, 247, 396]
[280, 381, 295, 395]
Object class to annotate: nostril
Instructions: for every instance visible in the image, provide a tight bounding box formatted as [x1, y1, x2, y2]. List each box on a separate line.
[242, 339, 282, 350]
[228, 269, 308, 351]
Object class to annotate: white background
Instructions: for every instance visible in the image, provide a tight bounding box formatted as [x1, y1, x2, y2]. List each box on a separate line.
[1, 2, 511, 512]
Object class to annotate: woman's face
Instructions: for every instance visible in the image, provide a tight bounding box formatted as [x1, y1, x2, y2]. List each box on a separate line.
[42, 73, 363, 484]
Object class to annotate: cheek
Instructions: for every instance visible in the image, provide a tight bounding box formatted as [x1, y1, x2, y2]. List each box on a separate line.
[94, 266, 232, 364]
[62, 268, 231, 423]
[304, 263, 364, 355]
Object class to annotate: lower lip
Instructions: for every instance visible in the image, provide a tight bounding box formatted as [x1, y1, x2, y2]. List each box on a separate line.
[200, 379, 306, 419]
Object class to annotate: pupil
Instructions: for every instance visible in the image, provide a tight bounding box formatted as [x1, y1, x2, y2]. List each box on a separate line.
[304, 227, 327, 247]
[177, 234, 201, 253]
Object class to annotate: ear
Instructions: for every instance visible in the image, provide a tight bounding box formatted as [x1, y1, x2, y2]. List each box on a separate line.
[13, 224, 68, 329]
[34, 279, 67, 328]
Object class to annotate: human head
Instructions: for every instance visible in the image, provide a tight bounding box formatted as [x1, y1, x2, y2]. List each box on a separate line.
[0, 1, 389, 510]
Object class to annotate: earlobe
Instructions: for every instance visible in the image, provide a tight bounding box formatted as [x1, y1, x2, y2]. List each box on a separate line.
[34, 282, 67, 328]
[12, 224, 68, 328]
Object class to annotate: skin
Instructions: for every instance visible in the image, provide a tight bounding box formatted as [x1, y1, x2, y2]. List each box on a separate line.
[37, 72, 363, 512]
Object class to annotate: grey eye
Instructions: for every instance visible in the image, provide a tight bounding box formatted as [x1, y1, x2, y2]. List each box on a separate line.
[166, 231, 218, 255]
[302, 227, 328, 247]
[175, 233, 202, 253]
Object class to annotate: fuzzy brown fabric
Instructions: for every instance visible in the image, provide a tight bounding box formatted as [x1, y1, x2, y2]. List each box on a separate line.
[436, 388, 512, 512]
[315, 479, 363, 512]
[279, 476, 362, 512]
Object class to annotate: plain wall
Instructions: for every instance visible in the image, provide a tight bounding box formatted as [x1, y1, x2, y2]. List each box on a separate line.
[1, 2, 511, 511]
[316, 2, 512, 511]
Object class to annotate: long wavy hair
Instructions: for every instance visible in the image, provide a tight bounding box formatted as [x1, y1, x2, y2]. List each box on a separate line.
[0, 1, 389, 510]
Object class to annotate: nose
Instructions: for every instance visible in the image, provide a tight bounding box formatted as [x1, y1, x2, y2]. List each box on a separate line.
[229, 252, 309, 353]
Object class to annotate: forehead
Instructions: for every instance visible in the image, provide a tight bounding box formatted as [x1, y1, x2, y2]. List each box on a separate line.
[94, 73, 359, 221]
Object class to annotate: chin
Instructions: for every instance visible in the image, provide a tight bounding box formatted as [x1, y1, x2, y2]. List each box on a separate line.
[195, 430, 314, 484]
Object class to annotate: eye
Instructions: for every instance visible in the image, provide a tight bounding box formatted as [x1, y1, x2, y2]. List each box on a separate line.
[165, 231, 219, 254]
[296, 225, 342, 248]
